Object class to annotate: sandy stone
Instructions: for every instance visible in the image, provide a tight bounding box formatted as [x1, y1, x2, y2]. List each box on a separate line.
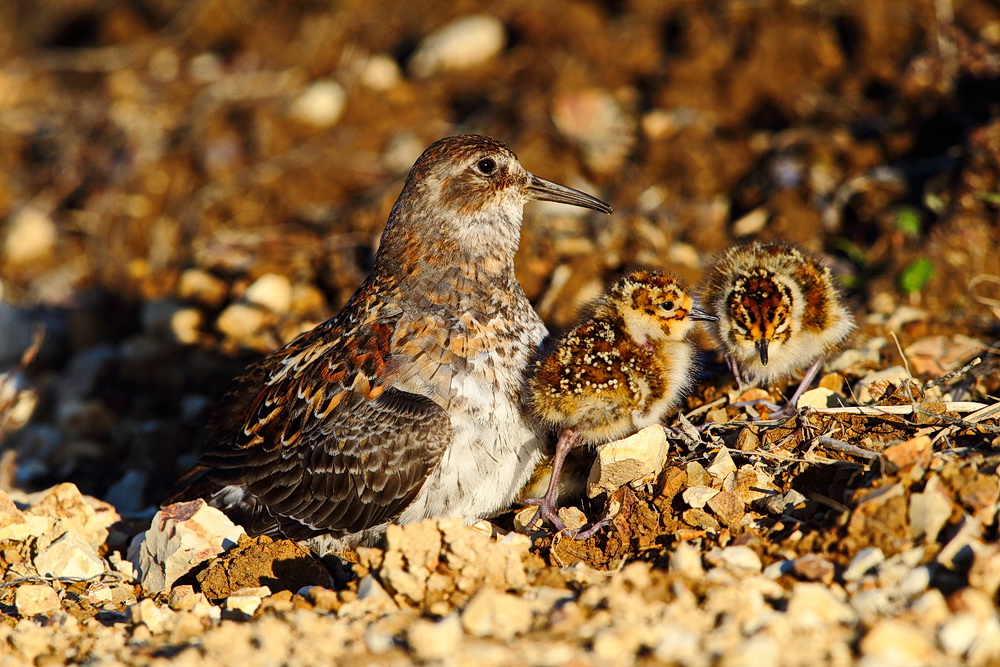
[359, 54, 402, 91]
[905, 334, 984, 377]
[791, 554, 835, 583]
[883, 435, 932, 475]
[177, 268, 228, 308]
[289, 81, 346, 128]
[847, 484, 909, 554]
[215, 303, 269, 340]
[682, 508, 721, 532]
[558, 506, 588, 531]
[856, 366, 912, 403]
[378, 518, 531, 608]
[706, 490, 745, 527]
[586, 425, 669, 497]
[682, 485, 719, 509]
[513, 506, 543, 533]
[796, 387, 841, 409]
[938, 612, 979, 657]
[33, 530, 105, 579]
[4, 204, 57, 265]
[127, 598, 176, 634]
[410, 15, 506, 77]
[669, 541, 704, 579]
[859, 618, 935, 663]
[843, 547, 886, 582]
[734, 425, 760, 452]
[223, 595, 262, 619]
[968, 545, 1000, 596]
[686, 461, 711, 487]
[129, 499, 246, 594]
[706, 448, 737, 480]
[14, 584, 60, 617]
[704, 546, 762, 576]
[552, 87, 635, 173]
[909, 474, 954, 542]
[407, 613, 462, 661]
[243, 273, 293, 314]
[786, 582, 857, 628]
[24, 483, 120, 550]
[461, 588, 533, 640]
[937, 516, 984, 570]
[298, 586, 339, 612]
[0, 489, 50, 542]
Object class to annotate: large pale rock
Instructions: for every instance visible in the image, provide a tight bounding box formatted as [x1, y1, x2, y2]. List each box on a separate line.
[587, 426, 669, 497]
[23, 483, 120, 550]
[128, 500, 246, 594]
[33, 530, 105, 579]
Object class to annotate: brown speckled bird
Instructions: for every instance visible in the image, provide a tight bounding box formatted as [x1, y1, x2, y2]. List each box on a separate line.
[169, 134, 612, 551]
[701, 242, 855, 416]
[524, 270, 716, 536]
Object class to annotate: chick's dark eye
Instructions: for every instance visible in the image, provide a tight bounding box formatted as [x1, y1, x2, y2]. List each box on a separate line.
[477, 158, 497, 174]
[659, 301, 675, 311]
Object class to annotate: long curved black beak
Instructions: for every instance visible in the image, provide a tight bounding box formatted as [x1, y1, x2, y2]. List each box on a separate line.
[689, 306, 718, 322]
[526, 173, 613, 214]
[755, 338, 770, 366]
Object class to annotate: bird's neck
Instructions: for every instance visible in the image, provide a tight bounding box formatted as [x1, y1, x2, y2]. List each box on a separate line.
[375, 211, 522, 290]
[368, 236, 522, 321]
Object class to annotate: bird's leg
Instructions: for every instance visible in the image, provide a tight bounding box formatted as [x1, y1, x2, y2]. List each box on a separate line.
[522, 428, 582, 533]
[725, 355, 748, 391]
[733, 359, 824, 419]
[725, 354, 784, 415]
[781, 358, 823, 414]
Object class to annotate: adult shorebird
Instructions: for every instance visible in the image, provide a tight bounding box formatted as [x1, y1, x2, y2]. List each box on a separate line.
[524, 269, 715, 537]
[701, 242, 855, 416]
[169, 134, 612, 550]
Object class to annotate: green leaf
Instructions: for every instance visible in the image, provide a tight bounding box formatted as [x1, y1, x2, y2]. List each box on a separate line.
[974, 190, 1000, 205]
[895, 207, 921, 237]
[899, 257, 934, 294]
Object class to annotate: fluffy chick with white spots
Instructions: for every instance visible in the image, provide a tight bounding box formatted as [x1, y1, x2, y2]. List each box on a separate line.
[524, 269, 716, 536]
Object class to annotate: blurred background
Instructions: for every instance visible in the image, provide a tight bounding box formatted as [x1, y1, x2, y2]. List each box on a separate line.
[0, 0, 997, 512]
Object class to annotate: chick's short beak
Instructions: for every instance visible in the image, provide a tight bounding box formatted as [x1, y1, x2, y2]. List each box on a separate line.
[526, 173, 613, 214]
[689, 306, 718, 322]
[755, 338, 770, 366]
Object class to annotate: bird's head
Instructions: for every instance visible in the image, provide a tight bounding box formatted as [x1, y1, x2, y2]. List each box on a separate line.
[608, 270, 716, 346]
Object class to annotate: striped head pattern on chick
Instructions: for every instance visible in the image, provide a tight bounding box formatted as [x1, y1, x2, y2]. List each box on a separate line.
[524, 269, 716, 537]
[701, 242, 855, 414]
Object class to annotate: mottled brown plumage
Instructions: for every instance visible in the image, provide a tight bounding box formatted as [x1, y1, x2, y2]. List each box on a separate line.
[169, 135, 612, 550]
[524, 270, 716, 535]
[701, 242, 855, 415]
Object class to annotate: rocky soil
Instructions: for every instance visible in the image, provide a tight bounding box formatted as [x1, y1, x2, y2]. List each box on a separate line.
[1, 1, 999, 665]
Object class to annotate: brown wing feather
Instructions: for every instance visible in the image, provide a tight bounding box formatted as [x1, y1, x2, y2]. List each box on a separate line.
[171, 307, 452, 541]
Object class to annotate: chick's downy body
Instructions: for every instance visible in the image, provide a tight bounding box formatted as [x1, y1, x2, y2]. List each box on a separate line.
[169, 135, 612, 551]
[702, 242, 855, 409]
[525, 269, 715, 535]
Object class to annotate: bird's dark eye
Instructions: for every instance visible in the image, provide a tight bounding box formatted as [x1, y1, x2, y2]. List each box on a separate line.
[477, 157, 497, 174]
[659, 301, 675, 311]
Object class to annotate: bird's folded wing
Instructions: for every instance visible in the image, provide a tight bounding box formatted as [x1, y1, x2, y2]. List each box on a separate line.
[182, 318, 452, 540]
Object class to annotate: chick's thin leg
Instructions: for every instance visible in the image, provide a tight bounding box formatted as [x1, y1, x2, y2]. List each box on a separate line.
[522, 428, 582, 533]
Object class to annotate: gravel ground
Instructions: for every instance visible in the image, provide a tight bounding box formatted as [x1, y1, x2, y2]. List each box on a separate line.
[1, 1, 999, 664]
